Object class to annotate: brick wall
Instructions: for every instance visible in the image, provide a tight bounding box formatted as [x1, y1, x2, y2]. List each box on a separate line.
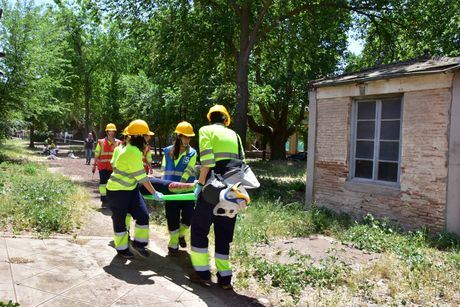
[313, 87, 452, 231]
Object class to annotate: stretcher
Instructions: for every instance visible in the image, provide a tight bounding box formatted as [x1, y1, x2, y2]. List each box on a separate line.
[140, 177, 197, 201]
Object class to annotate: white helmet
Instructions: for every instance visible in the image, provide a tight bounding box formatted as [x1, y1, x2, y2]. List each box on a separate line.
[213, 183, 250, 218]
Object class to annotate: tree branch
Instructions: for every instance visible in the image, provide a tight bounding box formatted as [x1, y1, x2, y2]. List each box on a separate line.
[248, 0, 273, 50]
[287, 102, 306, 136]
[248, 114, 272, 136]
[258, 102, 278, 128]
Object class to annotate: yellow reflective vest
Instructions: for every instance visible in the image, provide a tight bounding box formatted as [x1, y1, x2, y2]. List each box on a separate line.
[199, 124, 244, 167]
[107, 144, 149, 191]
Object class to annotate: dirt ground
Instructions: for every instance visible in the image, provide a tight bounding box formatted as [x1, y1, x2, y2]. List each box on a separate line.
[255, 235, 379, 269]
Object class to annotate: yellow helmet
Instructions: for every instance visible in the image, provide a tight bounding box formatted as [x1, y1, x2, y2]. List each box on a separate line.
[105, 123, 117, 131]
[174, 121, 195, 137]
[122, 127, 129, 136]
[207, 105, 231, 126]
[127, 119, 154, 136]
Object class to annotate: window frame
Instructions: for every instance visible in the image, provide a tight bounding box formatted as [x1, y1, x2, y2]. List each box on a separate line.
[349, 95, 404, 187]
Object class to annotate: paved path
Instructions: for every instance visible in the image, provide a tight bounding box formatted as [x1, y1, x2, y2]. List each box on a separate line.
[0, 236, 261, 307]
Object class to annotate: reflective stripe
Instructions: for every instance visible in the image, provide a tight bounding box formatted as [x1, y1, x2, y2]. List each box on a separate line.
[99, 184, 107, 196]
[200, 159, 215, 166]
[170, 229, 179, 235]
[191, 246, 208, 253]
[169, 244, 178, 249]
[218, 270, 233, 277]
[113, 168, 145, 178]
[98, 159, 112, 163]
[116, 244, 128, 251]
[100, 150, 114, 155]
[164, 170, 184, 176]
[135, 224, 149, 229]
[194, 265, 210, 271]
[184, 169, 194, 176]
[134, 238, 149, 243]
[138, 177, 149, 183]
[214, 152, 239, 159]
[200, 149, 213, 156]
[109, 175, 134, 187]
[215, 253, 229, 260]
[115, 231, 127, 237]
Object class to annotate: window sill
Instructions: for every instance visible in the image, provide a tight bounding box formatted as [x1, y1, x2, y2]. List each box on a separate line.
[344, 179, 401, 197]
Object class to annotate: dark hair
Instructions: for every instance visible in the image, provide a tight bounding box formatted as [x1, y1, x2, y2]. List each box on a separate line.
[169, 136, 182, 160]
[209, 112, 226, 124]
[129, 135, 146, 152]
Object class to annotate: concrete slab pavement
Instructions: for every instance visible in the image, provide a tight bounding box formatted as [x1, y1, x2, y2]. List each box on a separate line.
[0, 236, 262, 307]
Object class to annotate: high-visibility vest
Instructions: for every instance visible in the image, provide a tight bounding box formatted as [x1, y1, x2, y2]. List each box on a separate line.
[162, 145, 197, 183]
[198, 124, 244, 168]
[96, 138, 120, 171]
[107, 144, 149, 191]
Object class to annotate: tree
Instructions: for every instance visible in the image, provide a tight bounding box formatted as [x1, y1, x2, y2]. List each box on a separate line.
[248, 6, 349, 159]
[345, 0, 460, 71]
[103, 0, 414, 147]
[0, 0, 71, 146]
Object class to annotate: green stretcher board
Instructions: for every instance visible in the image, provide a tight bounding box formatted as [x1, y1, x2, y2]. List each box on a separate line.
[143, 193, 196, 201]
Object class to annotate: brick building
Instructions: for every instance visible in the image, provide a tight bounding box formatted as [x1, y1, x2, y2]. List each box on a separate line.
[305, 57, 460, 233]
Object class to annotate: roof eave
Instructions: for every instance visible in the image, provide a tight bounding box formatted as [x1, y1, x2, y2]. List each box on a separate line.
[311, 64, 460, 89]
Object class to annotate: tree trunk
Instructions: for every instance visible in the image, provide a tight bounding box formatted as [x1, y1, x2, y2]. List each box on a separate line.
[234, 5, 250, 147]
[235, 55, 249, 146]
[29, 125, 35, 148]
[269, 132, 287, 160]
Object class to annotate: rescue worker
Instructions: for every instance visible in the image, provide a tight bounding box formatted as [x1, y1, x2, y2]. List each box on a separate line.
[92, 123, 120, 206]
[111, 127, 132, 231]
[106, 119, 164, 259]
[190, 105, 244, 290]
[161, 121, 197, 256]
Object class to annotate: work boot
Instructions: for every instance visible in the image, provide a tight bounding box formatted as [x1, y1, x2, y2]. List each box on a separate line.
[218, 283, 233, 290]
[189, 272, 211, 287]
[168, 247, 179, 257]
[117, 249, 134, 260]
[131, 245, 150, 258]
[179, 236, 187, 248]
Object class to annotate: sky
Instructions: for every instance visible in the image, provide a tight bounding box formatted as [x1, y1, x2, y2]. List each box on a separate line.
[31, 0, 365, 55]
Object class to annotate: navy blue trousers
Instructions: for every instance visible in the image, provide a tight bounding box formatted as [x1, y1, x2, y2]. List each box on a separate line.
[107, 187, 149, 248]
[165, 200, 194, 232]
[99, 169, 112, 202]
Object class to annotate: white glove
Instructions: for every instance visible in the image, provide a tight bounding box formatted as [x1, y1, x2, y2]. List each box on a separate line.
[152, 191, 164, 201]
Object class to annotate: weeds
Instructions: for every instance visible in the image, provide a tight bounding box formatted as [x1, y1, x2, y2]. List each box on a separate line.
[0, 140, 88, 235]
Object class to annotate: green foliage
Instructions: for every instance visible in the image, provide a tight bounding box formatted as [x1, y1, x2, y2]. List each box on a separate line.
[249, 253, 347, 299]
[0, 0, 72, 140]
[231, 160, 460, 303]
[0, 141, 86, 234]
[346, 0, 460, 71]
[0, 301, 20, 307]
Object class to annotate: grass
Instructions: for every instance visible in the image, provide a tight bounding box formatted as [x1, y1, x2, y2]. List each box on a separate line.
[0, 139, 88, 235]
[229, 160, 460, 305]
[148, 158, 460, 305]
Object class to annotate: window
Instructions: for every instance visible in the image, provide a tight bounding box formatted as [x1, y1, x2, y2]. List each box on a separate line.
[351, 98, 402, 184]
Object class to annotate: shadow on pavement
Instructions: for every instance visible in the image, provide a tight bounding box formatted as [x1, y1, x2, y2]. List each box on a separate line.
[103, 247, 264, 306]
